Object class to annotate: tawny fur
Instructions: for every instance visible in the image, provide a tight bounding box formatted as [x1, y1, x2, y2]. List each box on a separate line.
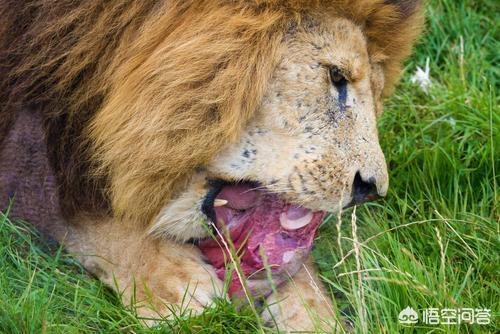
[44, 214, 220, 330]
[0, 0, 423, 224]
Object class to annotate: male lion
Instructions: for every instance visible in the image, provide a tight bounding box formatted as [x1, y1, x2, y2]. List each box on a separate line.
[0, 0, 423, 331]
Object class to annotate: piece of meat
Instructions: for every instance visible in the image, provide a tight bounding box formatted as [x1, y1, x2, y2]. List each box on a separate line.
[198, 184, 325, 298]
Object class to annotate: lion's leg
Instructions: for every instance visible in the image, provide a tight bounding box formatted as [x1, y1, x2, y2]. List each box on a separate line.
[62, 215, 224, 323]
[262, 258, 345, 333]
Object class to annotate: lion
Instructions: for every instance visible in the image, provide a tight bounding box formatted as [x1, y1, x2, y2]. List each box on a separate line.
[0, 0, 423, 331]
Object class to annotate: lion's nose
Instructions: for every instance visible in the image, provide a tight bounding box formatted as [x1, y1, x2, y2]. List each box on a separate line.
[351, 172, 381, 205]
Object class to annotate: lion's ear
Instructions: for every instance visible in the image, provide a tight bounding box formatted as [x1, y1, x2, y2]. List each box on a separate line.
[360, 0, 425, 96]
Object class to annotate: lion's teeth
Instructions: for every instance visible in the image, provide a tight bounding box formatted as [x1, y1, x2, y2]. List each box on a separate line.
[279, 210, 313, 230]
[213, 199, 228, 207]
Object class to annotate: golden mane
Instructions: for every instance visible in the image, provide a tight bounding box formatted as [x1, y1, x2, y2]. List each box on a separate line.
[0, 0, 423, 224]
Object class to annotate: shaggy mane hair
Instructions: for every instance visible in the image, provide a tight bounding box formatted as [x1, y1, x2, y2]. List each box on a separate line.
[0, 0, 424, 224]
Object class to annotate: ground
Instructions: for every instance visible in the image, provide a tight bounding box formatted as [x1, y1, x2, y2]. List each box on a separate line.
[0, 0, 498, 333]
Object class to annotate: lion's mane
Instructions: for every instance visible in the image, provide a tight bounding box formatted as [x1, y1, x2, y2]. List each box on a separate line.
[0, 0, 423, 224]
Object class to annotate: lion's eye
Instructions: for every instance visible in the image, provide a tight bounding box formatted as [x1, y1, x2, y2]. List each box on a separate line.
[329, 66, 348, 113]
[329, 66, 347, 88]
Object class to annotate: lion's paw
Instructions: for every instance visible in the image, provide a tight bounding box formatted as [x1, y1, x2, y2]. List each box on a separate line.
[117, 240, 226, 325]
[260, 262, 346, 333]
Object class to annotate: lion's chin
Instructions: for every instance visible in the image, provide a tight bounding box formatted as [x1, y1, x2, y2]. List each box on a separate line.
[199, 182, 325, 298]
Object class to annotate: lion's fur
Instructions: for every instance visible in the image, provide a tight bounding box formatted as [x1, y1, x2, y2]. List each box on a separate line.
[0, 0, 423, 224]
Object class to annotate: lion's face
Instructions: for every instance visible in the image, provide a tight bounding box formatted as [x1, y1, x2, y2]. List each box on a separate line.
[152, 19, 388, 241]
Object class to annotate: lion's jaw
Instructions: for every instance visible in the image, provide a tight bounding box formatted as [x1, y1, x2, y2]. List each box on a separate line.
[151, 18, 388, 242]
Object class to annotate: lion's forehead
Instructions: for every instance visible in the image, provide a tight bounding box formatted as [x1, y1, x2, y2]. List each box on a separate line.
[257, 27, 377, 139]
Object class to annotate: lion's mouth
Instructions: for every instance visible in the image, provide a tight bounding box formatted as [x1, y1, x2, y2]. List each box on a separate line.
[199, 181, 325, 298]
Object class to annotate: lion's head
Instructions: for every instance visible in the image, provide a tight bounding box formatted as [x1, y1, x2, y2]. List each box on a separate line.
[208, 18, 390, 211]
[0, 0, 423, 239]
[143, 2, 423, 241]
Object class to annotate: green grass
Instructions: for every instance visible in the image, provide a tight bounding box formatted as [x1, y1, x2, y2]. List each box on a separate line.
[1, 0, 498, 333]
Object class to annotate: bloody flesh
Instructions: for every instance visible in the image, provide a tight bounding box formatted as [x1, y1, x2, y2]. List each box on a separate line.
[198, 183, 325, 298]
